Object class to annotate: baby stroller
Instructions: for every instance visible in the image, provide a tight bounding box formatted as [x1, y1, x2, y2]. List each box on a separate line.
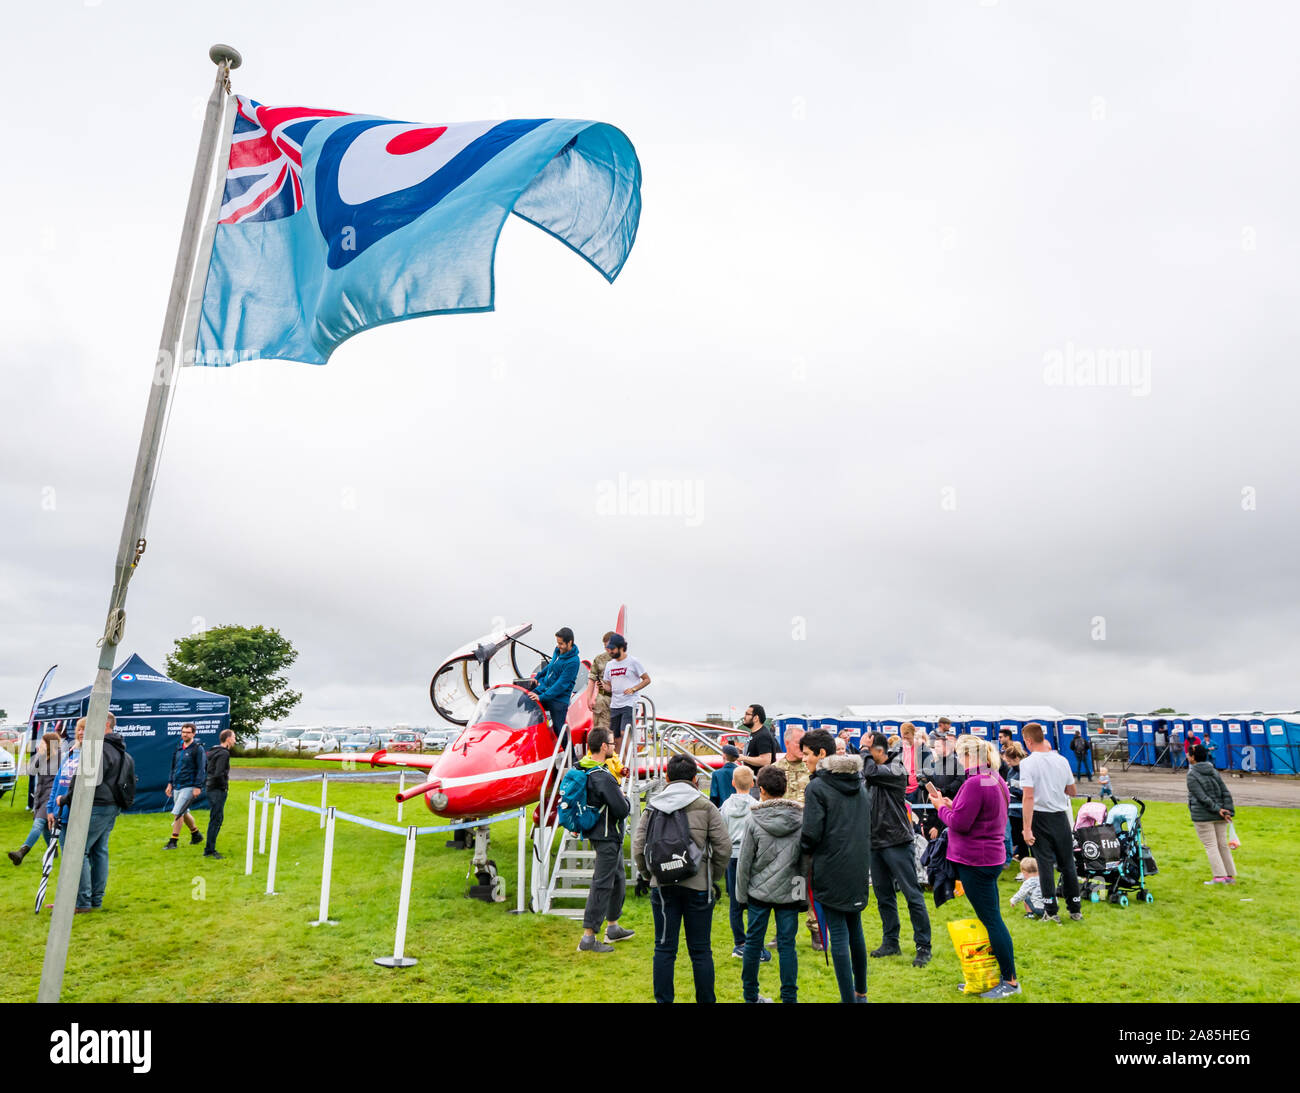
[1070, 800, 1120, 903]
[1101, 799, 1156, 906]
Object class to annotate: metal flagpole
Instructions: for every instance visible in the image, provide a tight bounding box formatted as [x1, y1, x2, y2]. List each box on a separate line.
[36, 43, 242, 1004]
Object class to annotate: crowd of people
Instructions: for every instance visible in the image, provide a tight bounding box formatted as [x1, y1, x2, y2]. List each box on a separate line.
[6, 714, 234, 912]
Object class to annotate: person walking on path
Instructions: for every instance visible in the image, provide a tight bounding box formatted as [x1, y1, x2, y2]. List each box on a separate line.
[164, 723, 206, 849]
[799, 729, 870, 1003]
[1187, 743, 1237, 884]
[928, 735, 1020, 999]
[577, 728, 635, 951]
[632, 754, 730, 1003]
[9, 732, 61, 865]
[862, 733, 932, 967]
[203, 729, 235, 859]
[1070, 732, 1093, 780]
[736, 764, 805, 1003]
[1020, 721, 1081, 922]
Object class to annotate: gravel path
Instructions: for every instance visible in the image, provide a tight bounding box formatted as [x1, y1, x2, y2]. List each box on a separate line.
[1081, 767, 1299, 808]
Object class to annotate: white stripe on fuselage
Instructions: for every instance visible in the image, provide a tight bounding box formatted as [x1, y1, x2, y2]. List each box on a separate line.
[435, 756, 553, 790]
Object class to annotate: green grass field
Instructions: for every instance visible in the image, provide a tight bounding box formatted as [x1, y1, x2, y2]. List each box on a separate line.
[2, 781, 1296, 1003]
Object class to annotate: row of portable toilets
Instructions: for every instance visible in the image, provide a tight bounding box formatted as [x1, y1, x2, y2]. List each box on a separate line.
[1119, 715, 1300, 774]
[772, 715, 1300, 775]
[773, 716, 1098, 775]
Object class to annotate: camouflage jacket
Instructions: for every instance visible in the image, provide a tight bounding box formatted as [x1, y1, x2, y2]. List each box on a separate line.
[775, 755, 811, 804]
[588, 651, 612, 725]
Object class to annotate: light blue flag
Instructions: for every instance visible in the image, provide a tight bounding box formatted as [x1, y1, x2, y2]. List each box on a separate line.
[187, 96, 641, 366]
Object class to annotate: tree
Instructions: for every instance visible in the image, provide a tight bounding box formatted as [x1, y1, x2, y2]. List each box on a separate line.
[167, 625, 302, 740]
[1149, 707, 1177, 715]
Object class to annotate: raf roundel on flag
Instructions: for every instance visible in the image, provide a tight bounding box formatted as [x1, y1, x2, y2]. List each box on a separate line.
[188, 95, 642, 366]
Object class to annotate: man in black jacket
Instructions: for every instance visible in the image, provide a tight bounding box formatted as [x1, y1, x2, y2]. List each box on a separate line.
[578, 728, 634, 953]
[204, 729, 235, 859]
[67, 712, 128, 913]
[923, 731, 965, 839]
[800, 729, 871, 1003]
[862, 733, 932, 966]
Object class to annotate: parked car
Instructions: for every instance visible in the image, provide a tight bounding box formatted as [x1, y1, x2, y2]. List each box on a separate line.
[295, 731, 340, 754]
[0, 728, 25, 753]
[251, 732, 284, 750]
[0, 748, 16, 800]
[386, 731, 421, 753]
[422, 728, 459, 751]
[341, 733, 383, 753]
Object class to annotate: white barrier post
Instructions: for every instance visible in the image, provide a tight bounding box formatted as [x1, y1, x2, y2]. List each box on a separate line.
[265, 795, 283, 896]
[397, 770, 405, 823]
[375, 827, 418, 967]
[258, 778, 270, 854]
[515, 812, 526, 914]
[310, 806, 339, 926]
[320, 772, 328, 828]
[245, 792, 257, 875]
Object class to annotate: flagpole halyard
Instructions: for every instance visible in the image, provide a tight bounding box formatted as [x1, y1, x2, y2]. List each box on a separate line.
[36, 44, 243, 1004]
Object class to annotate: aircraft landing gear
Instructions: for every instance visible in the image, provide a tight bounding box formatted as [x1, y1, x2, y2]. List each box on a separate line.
[466, 824, 506, 903]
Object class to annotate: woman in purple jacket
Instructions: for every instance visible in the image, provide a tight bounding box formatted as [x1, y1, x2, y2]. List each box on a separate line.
[927, 736, 1019, 999]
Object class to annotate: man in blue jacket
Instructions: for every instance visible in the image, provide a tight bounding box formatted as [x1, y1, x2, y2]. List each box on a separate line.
[164, 723, 206, 850]
[529, 628, 581, 737]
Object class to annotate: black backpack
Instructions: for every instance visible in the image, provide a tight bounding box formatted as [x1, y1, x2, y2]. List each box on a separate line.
[642, 806, 702, 885]
[110, 746, 137, 811]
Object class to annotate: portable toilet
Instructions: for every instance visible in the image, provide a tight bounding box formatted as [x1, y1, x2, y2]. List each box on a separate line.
[1203, 719, 1229, 770]
[1057, 717, 1090, 776]
[811, 717, 840, 737]
[1186, 718, 1208, 767]
[1224, 718, 1249, 771]
[1125, 718, 1145, 764]
[1245, 718, 1271, 773]
[837, 719, 868, 750]
[1272, 718, 1300, 776]
[998, 720, 1023, 747]
[775, 716, 809, 751]
[965, 720, 994, 742]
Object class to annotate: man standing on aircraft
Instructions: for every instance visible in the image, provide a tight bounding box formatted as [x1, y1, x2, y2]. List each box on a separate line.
[530, 628, 582, 738]
[586, 631, 616, 736]
[602, 634, 649, 751]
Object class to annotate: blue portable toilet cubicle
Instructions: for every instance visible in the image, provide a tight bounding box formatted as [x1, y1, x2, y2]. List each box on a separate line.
[1267, 718, 1300, 775]
[964, 720, 994, 741]
[998, 720, 1023, 746]
[1186, 719, 1207, 766]
[1125, 718, 1145, 764]
[775, 716, 809, 751]
[1245, 718, 1270, 773]
[838, 719, 868, 748]
[911, 719, 937, 733]
[1224, 719, 1248, 771]
[1206, 719, 1229, 770]
[1167, 719, 1188, 769]
[1057, 717, 1090, 775]
[810, 717, 839, 740]
[1142, 719, 1160, 765]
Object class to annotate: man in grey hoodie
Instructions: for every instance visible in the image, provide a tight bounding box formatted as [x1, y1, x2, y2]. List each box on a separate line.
[736, 764, 805, 1003]
[632, 754, 731, 1003]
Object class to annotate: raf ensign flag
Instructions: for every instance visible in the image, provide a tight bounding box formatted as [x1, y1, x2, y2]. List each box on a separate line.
[186, 96, 642, 366]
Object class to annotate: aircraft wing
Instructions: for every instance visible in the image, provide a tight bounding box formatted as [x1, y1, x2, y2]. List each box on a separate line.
[315, 751, 438, 771]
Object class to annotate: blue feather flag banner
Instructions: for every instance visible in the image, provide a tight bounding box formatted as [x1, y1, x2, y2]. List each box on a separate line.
[185, 96, 641, 366]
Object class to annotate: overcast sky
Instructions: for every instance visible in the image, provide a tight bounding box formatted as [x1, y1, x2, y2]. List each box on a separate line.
[2, 0, 1297, 728]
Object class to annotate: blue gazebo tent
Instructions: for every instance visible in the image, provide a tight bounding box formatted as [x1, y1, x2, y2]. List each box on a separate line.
[33, 653, 230, 813]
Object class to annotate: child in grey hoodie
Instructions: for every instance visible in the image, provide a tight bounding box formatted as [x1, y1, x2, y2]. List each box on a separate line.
[720, 766, 757, 958]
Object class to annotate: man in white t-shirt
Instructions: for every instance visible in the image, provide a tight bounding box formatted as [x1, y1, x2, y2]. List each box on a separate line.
[601, 633, 650, 750]
[1019, 721, 1081, 922]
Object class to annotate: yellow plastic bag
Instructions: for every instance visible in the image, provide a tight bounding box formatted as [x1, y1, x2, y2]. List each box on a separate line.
[947, 918, 1001, 995]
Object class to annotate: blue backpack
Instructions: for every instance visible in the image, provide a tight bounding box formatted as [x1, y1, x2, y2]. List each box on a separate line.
[557, 766, 603, 835]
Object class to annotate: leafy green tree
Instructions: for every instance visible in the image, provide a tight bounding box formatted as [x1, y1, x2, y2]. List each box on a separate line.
[167, 625, 302, 740]
[1149, 707, 1177, 715]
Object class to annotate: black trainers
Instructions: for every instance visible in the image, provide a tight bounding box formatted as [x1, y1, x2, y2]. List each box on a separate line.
[870, 944, 902, 958]
[190, 830, 204, 846]
[203, 851, 224, 860]
[164, 839, 178, 850]
[912, 948, 932, 968]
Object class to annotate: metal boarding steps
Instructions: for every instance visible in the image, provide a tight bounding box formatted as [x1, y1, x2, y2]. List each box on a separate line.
[530, 698, 743, 916]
